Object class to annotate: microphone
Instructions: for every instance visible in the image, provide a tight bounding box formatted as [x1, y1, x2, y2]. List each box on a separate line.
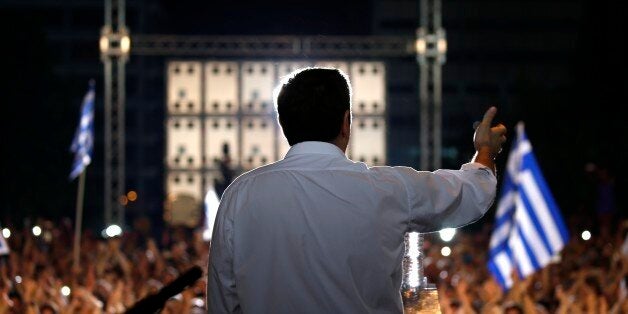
[125, 265, 203, 313]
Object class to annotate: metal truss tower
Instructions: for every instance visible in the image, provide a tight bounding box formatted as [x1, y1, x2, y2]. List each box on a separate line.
[404, 0, 447, 304]
[101, 0, 130, 228]
[417, 0, 447, 171]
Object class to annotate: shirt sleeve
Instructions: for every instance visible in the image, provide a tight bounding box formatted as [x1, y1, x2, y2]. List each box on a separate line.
[393, 162, 497, 233]
[207, 188, 241, 313]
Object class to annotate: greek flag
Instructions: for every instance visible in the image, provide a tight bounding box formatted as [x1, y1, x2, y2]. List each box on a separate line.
[0, 224, 9, 256]
[69, 81, 95, 180]
[488, 123, 569, 290]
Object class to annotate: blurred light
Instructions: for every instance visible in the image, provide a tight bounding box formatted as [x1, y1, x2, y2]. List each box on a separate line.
[127, 190, 138, 202]
[203, 229, 212, 241]
[43, 231, 52, 243]
[120, 35, 131, 54]
[2, 228, 10, 238]
[99, 36, 109, 53]
[192, 298, 205, 308]
[15, 276, 22, 284]
[581, 230, 591, 241]
[436, 259, 448, 269]
[439, 270, 448, 280]
[415, 39, 426, 54]
[105, 224, 122, 238]
[439, 228, 456, 242]
[424, 256, 433, 267]
[32, 226, 42, 237]
[437, 38, 448, 53]
[61, 286, 71, 296]
[441, 246, 451, 257]
[451, 274, 460, 286]
[119, 195, 128, 206]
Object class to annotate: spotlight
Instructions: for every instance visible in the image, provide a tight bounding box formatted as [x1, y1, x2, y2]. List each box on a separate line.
[61, 286, 71, 297]
[581, 230, 591, 241]
[32, 226, 42, 237]
[437, 38, 448, 53]
[99, 36, 109, 53]
[105, 224, 122, 238]
[120, 35, 131, 54]
[127, 190, 138, 202]
[415, 38, 426, 54]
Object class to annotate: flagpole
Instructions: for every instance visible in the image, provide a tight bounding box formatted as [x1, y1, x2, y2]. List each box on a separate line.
[73, 169, 87, 271]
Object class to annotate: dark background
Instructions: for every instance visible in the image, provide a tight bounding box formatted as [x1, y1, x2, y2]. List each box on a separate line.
[1, 0, 625, 233]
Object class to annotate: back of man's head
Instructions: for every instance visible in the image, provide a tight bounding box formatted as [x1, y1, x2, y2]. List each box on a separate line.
[275, 68, 351, 146]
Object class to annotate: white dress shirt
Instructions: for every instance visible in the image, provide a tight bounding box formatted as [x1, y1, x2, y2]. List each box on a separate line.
[208, 141, 496, 313]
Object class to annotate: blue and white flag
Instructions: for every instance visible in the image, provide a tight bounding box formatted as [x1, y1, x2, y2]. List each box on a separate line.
[488, 123, 569, 290]
[0, 224, 9, 256]
[70, 81, 95, 180]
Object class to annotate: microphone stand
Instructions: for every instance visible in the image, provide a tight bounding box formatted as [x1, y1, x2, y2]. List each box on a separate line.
[125, 265, 203, 314]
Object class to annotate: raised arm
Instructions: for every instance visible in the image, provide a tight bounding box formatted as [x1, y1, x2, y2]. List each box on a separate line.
[397, 107, 506, 232]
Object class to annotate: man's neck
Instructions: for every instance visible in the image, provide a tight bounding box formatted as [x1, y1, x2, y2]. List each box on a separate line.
[330, 138, 348, 153]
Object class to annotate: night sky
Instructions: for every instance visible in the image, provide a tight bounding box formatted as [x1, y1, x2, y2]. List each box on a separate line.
[0, 0, 626, 231]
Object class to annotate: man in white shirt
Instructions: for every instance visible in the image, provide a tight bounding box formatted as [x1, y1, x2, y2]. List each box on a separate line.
[208, 68, 506, 313]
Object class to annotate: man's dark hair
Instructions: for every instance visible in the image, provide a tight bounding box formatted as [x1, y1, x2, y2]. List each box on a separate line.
[275, 68, 351, 145]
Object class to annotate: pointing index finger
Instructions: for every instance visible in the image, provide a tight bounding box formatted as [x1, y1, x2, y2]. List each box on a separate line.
[482, 106, 497, 126]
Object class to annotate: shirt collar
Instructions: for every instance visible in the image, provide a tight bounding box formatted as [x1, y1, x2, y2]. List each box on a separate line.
[285, 141, 346, 158]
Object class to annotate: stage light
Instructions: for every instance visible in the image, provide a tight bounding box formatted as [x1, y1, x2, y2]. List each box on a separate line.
[120, 35, 131, 54]
[441, 246, 451, 257]
[438, 228, 456, 242]
[32, 226, 42, 237]
[105, 224, 122, 238]
[415, 38, 426, 54]
[2, 228, 10, 238]
[437, 38, 447, 53]
[127, 190, 138, 202]
[61, 286, 71, 297]
[99, 36, 109, 53]
[581, 230, 591, 241]
[15, 276, 22, 284]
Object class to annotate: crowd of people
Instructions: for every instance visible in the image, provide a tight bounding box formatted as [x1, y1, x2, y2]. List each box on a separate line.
[0, 216, 625, 313]
[0, 165, 624, 313]
[0, 220, 208, 313]
[427, 219, 628, 313]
